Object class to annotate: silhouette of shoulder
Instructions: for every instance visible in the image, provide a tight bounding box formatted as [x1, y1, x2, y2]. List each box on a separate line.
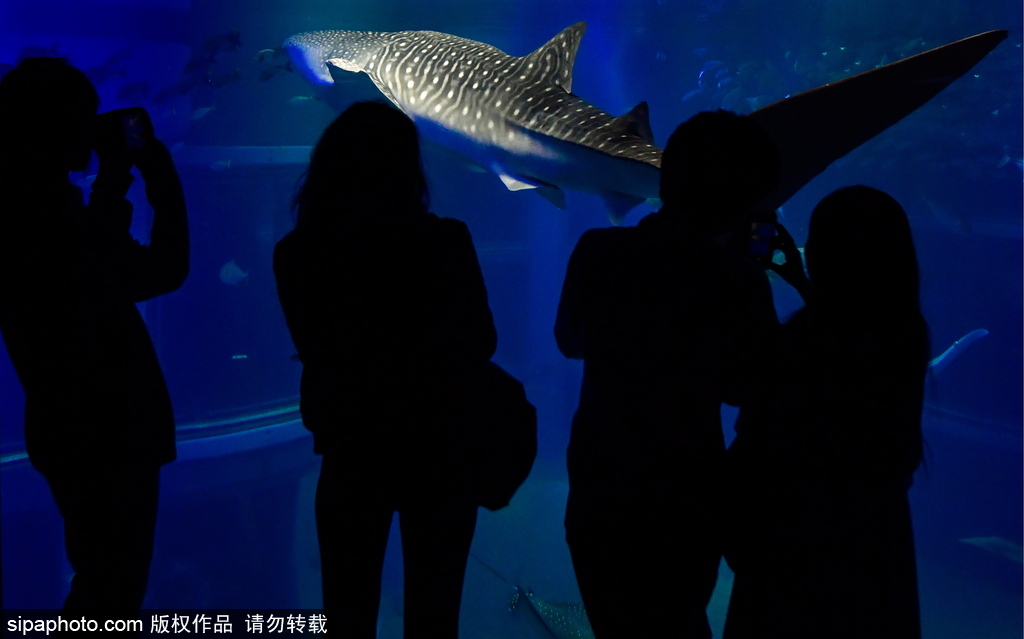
[557, 213, 775, 363]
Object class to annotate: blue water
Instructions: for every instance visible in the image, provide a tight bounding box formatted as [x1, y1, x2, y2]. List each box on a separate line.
[1, 0, 1021, 636]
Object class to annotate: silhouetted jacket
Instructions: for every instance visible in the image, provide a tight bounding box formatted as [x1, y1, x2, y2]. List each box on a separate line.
[274, 211, 496, 465]
[725, 305, 926, 638]
[0, 148, 189, 474]
[555, 210, 778, 502]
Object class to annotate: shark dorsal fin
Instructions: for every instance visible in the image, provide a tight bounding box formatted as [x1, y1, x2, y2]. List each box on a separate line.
[612, 101, 655, 145]
[523, 22, 586, 93]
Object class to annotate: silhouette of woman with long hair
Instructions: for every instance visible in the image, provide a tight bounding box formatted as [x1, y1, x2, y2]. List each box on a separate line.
[725, 185, 928, 638]
[274, 101, 496, 638]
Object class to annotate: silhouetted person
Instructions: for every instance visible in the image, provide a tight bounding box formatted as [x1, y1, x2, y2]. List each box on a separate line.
[0, 58, 188, 616]
[724, 185, 927, 639]
[554, 110, 781, 638]
[274, 101, 496, 638]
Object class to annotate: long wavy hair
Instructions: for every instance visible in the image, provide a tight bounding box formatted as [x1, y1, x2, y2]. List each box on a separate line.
[292, 101, 429, 232]
[803, 185, 928, 472]
[805, 185, 923, 316]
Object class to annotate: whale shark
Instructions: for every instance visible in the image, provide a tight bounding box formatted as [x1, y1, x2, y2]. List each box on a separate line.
[284, 24, 1006, 223]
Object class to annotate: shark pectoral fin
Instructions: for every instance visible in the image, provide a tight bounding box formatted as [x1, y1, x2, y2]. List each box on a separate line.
[326, 57, 363, 73]
[496, 171, 566, 208]
[497, 173, 540, 191]
[612, 101, 655, 145]
[523, 22, 586, 93]
[602, 193, 645, 225]
[491, 169, 565, 206]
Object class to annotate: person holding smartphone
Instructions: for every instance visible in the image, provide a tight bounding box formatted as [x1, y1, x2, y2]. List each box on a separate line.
[0, 57, 188, 618]
[554, 110, 781, 638]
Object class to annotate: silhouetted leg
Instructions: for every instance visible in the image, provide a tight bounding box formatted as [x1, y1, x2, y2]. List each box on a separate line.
[44, 463, 160, 613]
[400, 496, 477, 639]
[315, 454, 393, 638]
[566, 489, 719, 639]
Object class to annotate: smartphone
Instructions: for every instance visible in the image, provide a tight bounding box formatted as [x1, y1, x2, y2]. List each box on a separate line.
[749, 221, 776, 258]
[95, 107, 150, 154]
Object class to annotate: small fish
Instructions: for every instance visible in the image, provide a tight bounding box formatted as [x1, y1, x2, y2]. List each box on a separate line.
[681, 89, 703, 102]
[960, 537, 1023, 564]
[200, 29, 242, 57]
[116, 80, 150, 104]
[255, 48, 278, 62]
[698, 60, 727, 92]
[192, 106, 215, 120]
[219, 259, 248, 285]
[231, 354, 248, 360]
[287, 95, 316, 106]
[210, 160, 232, 172]
[893, 37, 925, 57]
[720, 87, 745, 111]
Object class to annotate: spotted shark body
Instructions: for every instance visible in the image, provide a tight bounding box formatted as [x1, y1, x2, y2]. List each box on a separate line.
[285, 23, 660, 221]
[284, 24, 1006, 222]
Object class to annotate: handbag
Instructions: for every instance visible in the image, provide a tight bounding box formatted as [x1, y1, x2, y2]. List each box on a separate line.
[460, 361, 537, 511]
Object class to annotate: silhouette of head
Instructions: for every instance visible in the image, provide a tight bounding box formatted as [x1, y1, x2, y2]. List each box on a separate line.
[294, 101, 429, 230]
[0, 57, 99, 176]
[805, 185, 920, 311]
[659, 110, 779, 234]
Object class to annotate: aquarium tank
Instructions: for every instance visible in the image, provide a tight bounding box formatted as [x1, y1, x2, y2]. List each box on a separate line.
[0, 0, 1020, 636]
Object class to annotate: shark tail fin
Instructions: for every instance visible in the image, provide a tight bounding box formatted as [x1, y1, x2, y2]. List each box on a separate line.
[523, 22, 587, 93]
[749, 29, 1007, 213]
[612, 101, 655, 145]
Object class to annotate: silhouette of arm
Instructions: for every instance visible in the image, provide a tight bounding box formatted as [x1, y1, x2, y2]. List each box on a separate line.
[88, 139, 189, 301]
[554, 230, 594, 359]
[765, 223, 814, 302]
